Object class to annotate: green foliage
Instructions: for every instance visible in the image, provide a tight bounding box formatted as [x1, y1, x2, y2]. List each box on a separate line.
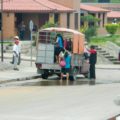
[118, 22, 120, 28]
[80, 26, 87, 33]
[84, 27, 97, 42]
[41, 21, 58, 29]
[80, 15, 99, 41]
[81, 0, 97, 2]
[90, 35, 120, 46]
[81, 15, 100, 23]
[111, 0, 120, 3]
[105, 23, 119, 35]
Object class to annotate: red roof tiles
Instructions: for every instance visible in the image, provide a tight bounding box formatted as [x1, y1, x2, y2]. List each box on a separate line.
[2, 0, 73, 12]
[107, 11, 120, 18]
[80, 4, 109, 13]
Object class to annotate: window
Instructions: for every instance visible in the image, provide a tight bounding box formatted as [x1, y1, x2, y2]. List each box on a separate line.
[67, 13, 70, 28]
[80, 13, 84, 26]
[54, 13, 60, 24]
[75, 13, 78, 30]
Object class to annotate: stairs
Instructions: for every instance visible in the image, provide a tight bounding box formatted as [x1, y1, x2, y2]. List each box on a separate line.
[95, 46, 120, 64]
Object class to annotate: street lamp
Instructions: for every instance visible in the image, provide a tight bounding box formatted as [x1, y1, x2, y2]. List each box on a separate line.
[1, 0, 3, 62]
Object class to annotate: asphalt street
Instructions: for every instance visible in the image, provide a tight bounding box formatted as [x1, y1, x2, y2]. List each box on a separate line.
[0, 59, 120, 120]
[0, 84, 120, 120]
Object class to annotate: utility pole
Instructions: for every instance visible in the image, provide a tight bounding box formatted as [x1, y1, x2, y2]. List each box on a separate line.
[1, 0, 3, 62]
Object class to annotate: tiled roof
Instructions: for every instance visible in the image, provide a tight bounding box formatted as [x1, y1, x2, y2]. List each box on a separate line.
[107, 11, 120, 18]
[87, 3, 120, 10]
[80, 4, 109, 13]
[2, 0, 74, 13]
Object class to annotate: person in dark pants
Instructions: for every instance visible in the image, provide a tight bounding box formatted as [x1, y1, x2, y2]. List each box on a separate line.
[89, 45, 97, 79]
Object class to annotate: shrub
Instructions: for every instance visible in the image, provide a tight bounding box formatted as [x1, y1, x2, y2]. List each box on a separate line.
[105, 23, 119, 35]
[41, 21, 58, 29]
[84, 27, 97, 42]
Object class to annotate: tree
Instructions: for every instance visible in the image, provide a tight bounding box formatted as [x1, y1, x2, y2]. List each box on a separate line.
[81, 15, 100, 29]
[80, 15, 99, 41]
[41, 21, 58, 29]
[84, 27, 97, 42]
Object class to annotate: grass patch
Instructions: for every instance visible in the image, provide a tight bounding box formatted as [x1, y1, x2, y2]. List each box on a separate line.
[89, 35, 120, 46]
[0, 41, 13, 45]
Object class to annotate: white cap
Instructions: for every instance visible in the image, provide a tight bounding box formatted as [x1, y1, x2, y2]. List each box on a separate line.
[14, 36, 19, 40]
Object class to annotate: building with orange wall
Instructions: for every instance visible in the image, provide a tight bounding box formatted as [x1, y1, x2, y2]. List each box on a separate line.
[0, 0, 81, 40]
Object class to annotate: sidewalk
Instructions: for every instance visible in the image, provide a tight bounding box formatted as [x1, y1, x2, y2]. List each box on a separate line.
[0, 66, 40, 84]
[0, 54, 40, 84]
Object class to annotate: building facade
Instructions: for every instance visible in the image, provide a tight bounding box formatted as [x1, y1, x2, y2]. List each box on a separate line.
[0, 0, 80, 40]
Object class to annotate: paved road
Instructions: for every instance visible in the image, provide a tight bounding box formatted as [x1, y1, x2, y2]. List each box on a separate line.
[96, 68, 120, 84]
[0, 59, 120, 120]
[0, 84, 120, 120]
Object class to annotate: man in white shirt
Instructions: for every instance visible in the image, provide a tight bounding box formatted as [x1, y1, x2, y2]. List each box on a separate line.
[11, 36, 21, 64]
[13, 38, 20, 70]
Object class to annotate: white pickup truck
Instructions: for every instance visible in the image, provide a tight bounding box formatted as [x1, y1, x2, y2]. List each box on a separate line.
[35, 27, 89, 79]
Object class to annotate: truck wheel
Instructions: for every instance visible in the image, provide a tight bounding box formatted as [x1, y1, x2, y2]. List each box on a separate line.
[41, 70, 49, 79]
[84, 73, 89, 78]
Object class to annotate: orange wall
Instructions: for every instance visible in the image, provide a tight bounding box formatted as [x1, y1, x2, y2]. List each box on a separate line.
[3, 12, 15, 40]
[59, 13, 67, 28]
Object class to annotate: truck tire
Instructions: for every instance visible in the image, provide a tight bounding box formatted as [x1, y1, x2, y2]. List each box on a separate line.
[41, 70, 49, 79]
[84, 73, 89, 78]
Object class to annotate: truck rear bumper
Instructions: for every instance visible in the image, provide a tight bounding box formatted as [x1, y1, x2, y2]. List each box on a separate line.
[36, 63, 61, 70]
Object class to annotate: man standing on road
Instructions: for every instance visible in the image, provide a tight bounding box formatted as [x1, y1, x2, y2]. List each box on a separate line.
[13, 38, 20, 71]
[89, 45, 97, 79]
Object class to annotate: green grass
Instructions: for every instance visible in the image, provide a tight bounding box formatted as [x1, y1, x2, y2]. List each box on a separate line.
[82, 0, 120, 3]
[89, 35, 120, 46]
[0, 42, 13, 46]
[111, 0, 120, 3]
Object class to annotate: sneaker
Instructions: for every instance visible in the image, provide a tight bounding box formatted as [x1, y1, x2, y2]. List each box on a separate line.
[13, 68, 19, 71]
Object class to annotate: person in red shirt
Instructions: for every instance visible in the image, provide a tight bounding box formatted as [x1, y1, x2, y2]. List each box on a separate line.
[89, 45, 97, 79]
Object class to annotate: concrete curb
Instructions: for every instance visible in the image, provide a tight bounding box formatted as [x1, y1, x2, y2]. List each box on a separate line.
[0, 56, 36, 62]
[0, 74, 41, 84]
[96, 67, 120, 70]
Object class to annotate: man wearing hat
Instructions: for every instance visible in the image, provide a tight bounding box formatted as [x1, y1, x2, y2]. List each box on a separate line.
[12, 36, 20, 70]
[11, 36, 21, 65]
